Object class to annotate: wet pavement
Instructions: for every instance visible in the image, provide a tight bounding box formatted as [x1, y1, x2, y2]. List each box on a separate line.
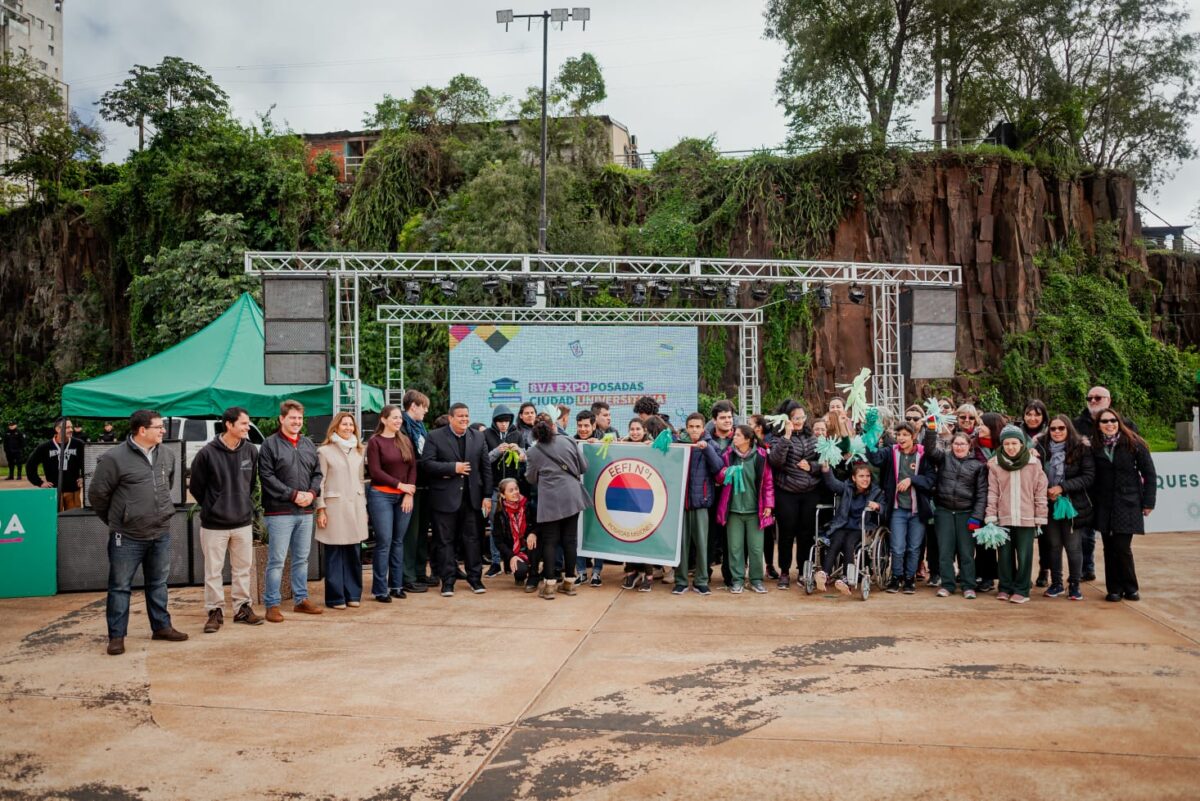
[2, 532, 1198, 800]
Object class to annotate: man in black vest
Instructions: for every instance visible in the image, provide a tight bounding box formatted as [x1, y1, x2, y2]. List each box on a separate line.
[419, 403, 493, 597]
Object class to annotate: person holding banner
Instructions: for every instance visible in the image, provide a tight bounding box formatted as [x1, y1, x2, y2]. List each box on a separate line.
[1091, 410, 1156, 602]
[1036, 415, 1094, 600]
[673, 413, 723, 596]
[525, 418, 590, 598]
[715, 425, 775, 594]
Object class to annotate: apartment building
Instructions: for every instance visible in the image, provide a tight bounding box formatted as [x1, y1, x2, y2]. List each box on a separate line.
[1, 0, 66, 98]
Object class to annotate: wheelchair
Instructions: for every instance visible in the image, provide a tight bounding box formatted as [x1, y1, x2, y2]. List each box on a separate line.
[802, 508, 891, 601]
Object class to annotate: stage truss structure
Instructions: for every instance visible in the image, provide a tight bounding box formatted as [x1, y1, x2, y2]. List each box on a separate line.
[244, 252, 962, 422]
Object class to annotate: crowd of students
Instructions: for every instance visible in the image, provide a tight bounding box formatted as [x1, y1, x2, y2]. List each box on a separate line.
[88, 383, 1159, 655]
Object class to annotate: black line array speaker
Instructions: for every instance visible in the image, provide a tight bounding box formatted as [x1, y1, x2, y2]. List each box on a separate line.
[900, 288, 958, 379]
[263, 276, 329, 385]
[82, 440, 187, 508]
[57, 507, 192, 592]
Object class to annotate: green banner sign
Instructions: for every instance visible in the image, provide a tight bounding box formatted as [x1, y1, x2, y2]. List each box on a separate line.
[578, 442, 689, 566]
[0, 488, 57, 598]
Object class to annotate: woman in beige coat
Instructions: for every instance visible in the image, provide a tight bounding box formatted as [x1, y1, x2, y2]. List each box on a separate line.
[315, 413, 369, 609]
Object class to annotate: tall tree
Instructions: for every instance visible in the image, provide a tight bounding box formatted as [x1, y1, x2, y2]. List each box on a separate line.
[0, 57, 102, 204]
[961, 0, 1199, 186]
[764, 0, 931, 146]
[363, 74, 503, 133]
[97, 56, 228, 150]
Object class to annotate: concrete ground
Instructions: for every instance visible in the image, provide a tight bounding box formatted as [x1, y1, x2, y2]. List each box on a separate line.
[2, 533, 1198, 801]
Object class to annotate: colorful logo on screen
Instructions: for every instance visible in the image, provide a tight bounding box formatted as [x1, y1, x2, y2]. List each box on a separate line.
[489, 377, 522, 406]
[593, 459, 669, 543]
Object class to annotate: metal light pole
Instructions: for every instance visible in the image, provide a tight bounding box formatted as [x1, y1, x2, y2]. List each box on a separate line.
[496, 8, 590, 254]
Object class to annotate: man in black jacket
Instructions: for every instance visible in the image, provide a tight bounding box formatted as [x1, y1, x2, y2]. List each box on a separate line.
[26, 419, 84, 510]
[419, 403, 494, 596]
[189, 406, 264, 633]
[258, 399, 324, 622]
[4, 422, 24, 481]
[88, 409, 187, 656]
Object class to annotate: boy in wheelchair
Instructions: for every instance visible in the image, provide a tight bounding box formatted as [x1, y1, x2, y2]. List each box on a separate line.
[817, 461, 885, 594]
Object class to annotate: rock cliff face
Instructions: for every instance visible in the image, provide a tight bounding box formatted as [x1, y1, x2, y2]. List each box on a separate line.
[747, 157, 1157, 409]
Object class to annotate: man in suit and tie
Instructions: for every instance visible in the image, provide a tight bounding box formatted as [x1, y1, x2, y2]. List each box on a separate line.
[419, 403, 494, 596]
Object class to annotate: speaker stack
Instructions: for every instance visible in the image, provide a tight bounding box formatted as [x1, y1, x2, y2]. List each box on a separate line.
[900, 288, 958, 379]
[263, 276, 330, 385]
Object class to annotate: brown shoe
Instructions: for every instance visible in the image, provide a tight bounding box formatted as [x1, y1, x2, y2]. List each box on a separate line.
[234, 604, 264, 625]
[107, 637, 125, 656]
[265, 606, 284, 623]
[292, 599, 323, 615]
[203, 608, 223, 633]
[151, 626, 189, 642]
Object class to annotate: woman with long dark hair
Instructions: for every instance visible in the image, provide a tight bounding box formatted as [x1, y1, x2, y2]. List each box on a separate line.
[365, 405, 417, 603]
[767, 401, 822, 590]
[715, 424, 775, 594]
[1091, 410, 1156, 602]
[972, 411, 1006, 591]
[750, 413, 780, 581]
[1036, 415, 1095, 600]
[524, 418, 591, 598]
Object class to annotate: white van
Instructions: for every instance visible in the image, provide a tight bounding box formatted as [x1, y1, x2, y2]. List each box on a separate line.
[167, 418, 266, 467]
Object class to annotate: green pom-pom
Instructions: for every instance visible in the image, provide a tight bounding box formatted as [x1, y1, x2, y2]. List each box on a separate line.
[847, 436, 867, 462]
[816, 436, 843, 466]
[974, 522, 1010, 550]
[503, 448, 521, 468]
[651, 429, 672, 454]
[723, 463, 747, 492]
[1052, 495, 1078, 520]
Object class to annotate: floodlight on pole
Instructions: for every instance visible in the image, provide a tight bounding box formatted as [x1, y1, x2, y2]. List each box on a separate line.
[496, 7, 591, 253]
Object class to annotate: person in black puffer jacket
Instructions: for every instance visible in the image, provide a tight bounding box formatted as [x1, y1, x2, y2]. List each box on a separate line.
[923, 426, 987, 597]
[1036, 414, 1095, 600]
[767, 403, 823, 589]
[1090, 409, 1156, 602]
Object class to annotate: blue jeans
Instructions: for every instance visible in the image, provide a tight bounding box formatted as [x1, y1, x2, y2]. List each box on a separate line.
[264, 514, 314, 608]
[889, 507, 925, 579]
[575, 556, 602, 579]
[106, 532, 172, 638]
[367, 488, 411, 597]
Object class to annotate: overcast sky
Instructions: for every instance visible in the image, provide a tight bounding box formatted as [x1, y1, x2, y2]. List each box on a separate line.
[66, 0, 1200, 230]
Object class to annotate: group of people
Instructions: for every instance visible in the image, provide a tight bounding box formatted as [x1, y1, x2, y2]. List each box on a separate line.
[84, 383, 1157, 657]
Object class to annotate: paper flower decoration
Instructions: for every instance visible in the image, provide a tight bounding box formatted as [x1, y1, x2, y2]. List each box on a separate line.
[723, 463, 747, 493]
[651, 429, 672, 454]
[923, 397, 956, 428]
[596, 432, 616, 460]
[763, 413, 789, 434]
[1052, 495, 1078, 520]
[861, 406, 884, 448]
[847, 435, 868, 462]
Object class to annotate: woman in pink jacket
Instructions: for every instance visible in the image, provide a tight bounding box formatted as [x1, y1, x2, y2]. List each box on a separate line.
[985, 426, 1049, 604]
[716, 425, 775, 595]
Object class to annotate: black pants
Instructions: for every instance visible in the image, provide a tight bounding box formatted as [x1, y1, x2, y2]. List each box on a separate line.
[1043, 518, 1082, 586]
[975, 541, 997, 585]
[432, 503, 481, 586]
[774, 490, 819, 575]
[821, 526, 858, 576]
[539, 514, 579, 581]
[1101, 531, 1138, 596]
[763, 523, 776, 571]
[4, 452, 20, 480]
[924, 523, 939, 578]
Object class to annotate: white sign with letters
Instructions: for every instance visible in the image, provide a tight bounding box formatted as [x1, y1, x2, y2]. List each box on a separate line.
[1146, 452, 1200, 534]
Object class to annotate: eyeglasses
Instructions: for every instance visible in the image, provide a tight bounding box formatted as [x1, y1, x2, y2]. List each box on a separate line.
[1086, 395, 1108, 402]
[1098, 418, 1119, 425]
[1048, 425, 1066, 432]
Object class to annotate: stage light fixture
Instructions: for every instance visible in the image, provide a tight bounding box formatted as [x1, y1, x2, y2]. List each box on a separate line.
[582, 279, 600, 299]
[785, 282, 804, 302]
[551, 281, 569, 302]
[816, 285, 833, 309]
[750, 281, 769, 302]
[698, 281, 718, 299]
[439, 278, 458, 298]
[403, 281, 421, 304]
[848, 284, 866, 304]
[370, 283, 388, 300]
[725, 283, 739, 308]
[630, 281, 647, 306]
[482, 277, 501, 293]
[678, 283, 696, 299]
[523, 281, 539, 307]
[608, 279, 627, 299]
[652, 281, 672, 300]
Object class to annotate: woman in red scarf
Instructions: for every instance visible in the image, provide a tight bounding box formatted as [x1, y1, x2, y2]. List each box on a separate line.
[492, 478, 540, 594]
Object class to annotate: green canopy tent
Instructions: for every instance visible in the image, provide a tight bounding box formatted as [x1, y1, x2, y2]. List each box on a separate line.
[62, 293, 384, 418]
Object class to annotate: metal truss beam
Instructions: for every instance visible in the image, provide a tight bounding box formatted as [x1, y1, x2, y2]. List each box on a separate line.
[247, 251, 961, 288]
[375, 305, 763, 326]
